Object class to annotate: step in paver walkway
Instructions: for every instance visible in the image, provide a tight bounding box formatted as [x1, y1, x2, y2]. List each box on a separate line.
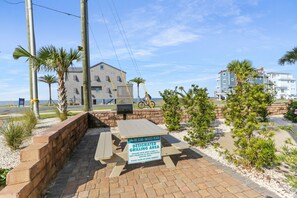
[45, 130, 279, 198]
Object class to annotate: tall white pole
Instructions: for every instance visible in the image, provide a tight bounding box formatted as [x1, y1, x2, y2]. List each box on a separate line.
[26, 0, 39, 117]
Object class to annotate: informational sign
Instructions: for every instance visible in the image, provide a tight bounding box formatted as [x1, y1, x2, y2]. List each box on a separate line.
[128, 136, 161, 164]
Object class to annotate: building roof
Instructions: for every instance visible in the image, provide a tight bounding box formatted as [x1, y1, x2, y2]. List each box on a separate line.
[68, 62, 126, 73]
[267, 72, 291, 75]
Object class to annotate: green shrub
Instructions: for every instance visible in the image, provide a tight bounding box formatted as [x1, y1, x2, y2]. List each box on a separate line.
[278, 146, 297, 188]
[0, 168, 10, 186]
[284, 100, 297, 123]
[1, 121, 25, 150]
[55, 108, 67, 121]
[23, 110, 37, 136]
[179, 85, 216, 148]
[159, 88, 181, 131]
[224, 60, 277, 170]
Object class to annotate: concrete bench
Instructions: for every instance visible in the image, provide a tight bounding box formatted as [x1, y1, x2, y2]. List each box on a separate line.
[95, 132, 113, 161]
[162, 134, 190, 150]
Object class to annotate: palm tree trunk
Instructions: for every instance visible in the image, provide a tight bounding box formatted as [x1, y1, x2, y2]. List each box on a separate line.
[48, 84, 52, 105]
[137, 83, 140, 101]
[58, 74, 67, 119]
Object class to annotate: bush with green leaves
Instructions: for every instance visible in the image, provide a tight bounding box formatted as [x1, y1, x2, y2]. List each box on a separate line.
[284, 100, 297, 123]
[179, 85, 216, 148]
[278, 146, 297, 188]
[23, 110, 37, 136]
[0, 168, 10, 186]
[55, 108, 68, 121]
[159, 89, 181, 131]
[1, 121, 25, 150]
[224, 60, 277, 170]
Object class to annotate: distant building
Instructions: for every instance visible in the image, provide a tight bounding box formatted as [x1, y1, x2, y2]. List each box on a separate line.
[215, 69, 269, 100]
[65, 62, 127, 105]
[266, 72, 296, 99]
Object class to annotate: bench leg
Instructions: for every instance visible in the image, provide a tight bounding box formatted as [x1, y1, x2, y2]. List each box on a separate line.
[163, 156, 175, 168]
[110, 161, 126, 177]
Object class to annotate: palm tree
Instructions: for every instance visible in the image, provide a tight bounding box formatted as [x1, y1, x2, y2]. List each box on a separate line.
[279, 47, 297, 65]
[129, 77, 145, 101]
[13, 45, 81, 120]
[227, 60, 256, 86]
[38, 75, 57, 105]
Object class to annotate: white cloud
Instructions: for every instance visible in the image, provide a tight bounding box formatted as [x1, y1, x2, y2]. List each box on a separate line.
[0, 52, 13, 60]
[233, 16, 252, 26]
[169, 75, 217, 84]
[149, 26, 200, 47]
[142, 63, 170, 68]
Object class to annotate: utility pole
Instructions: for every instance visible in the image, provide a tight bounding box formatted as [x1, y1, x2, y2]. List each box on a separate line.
[25, 0, 39, 117]
[25, 1, 33, 110]
[81, 0, 91, 111]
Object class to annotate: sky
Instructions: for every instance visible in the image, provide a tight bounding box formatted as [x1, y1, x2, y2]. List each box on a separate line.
[0, 0, 296, 101]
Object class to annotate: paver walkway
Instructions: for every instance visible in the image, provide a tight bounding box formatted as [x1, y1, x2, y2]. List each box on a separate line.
[45, 129, 279, 198]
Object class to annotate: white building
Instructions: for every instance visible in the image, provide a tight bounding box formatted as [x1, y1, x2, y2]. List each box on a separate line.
[65, 62, 127, 105]
[267, 72, 296, 99]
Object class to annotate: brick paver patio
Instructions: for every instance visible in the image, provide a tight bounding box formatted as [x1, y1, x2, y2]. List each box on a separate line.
[45, 129, 279, 198]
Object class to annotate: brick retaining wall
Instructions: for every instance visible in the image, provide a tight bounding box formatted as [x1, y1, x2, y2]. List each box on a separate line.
[0, 112, 88, 198]
[89, 103, 288, 127]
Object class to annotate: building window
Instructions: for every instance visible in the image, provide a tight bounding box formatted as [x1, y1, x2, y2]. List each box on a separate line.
[73, 75, 79, 82]
[94, 75, 100, 82]
[100, 65, 104, 70]
[106, 76, 110, 82]
[223, 73, 226, 76]
[91, 86, 102, 93]
[117, 76, 122, 82]
[74, 88, 79, 94]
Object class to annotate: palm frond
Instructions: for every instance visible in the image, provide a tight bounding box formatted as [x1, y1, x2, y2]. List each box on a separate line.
[279, 47, 297, 65]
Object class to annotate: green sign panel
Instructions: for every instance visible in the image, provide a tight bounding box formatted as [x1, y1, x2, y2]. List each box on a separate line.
[128, 136, 161, 164]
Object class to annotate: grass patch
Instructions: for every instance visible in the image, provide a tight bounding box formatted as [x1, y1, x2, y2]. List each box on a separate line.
[39, 113, 57, 119]
[1, 121, 25, 150]
[23, 110, 37, 136]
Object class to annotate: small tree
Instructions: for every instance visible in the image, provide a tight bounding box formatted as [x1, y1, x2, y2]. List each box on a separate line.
[159, 88, 181, 131]
[129, 77, 145, 101]
[13, 45, 81, 121]
[179, 85, 216, 148]
[38, 74, 57, 105]
[224, 60, 277, 169]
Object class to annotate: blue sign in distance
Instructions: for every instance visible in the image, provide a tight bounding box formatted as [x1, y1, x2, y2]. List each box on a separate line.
[128, 136, 161, 164]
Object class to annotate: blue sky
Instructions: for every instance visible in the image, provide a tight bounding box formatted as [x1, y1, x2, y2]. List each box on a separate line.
[0, 0, 296, 101]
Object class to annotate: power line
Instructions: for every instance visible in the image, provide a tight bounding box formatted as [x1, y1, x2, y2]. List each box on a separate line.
[108, 0, 142, 77]
[89, 25, 105, 62]
[32, 3, 80, 18]
[1, 0, 23, 5]
[1, 0, 80, 18]
[97, 3, 123, 72]
[110, 0, 142, 77]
